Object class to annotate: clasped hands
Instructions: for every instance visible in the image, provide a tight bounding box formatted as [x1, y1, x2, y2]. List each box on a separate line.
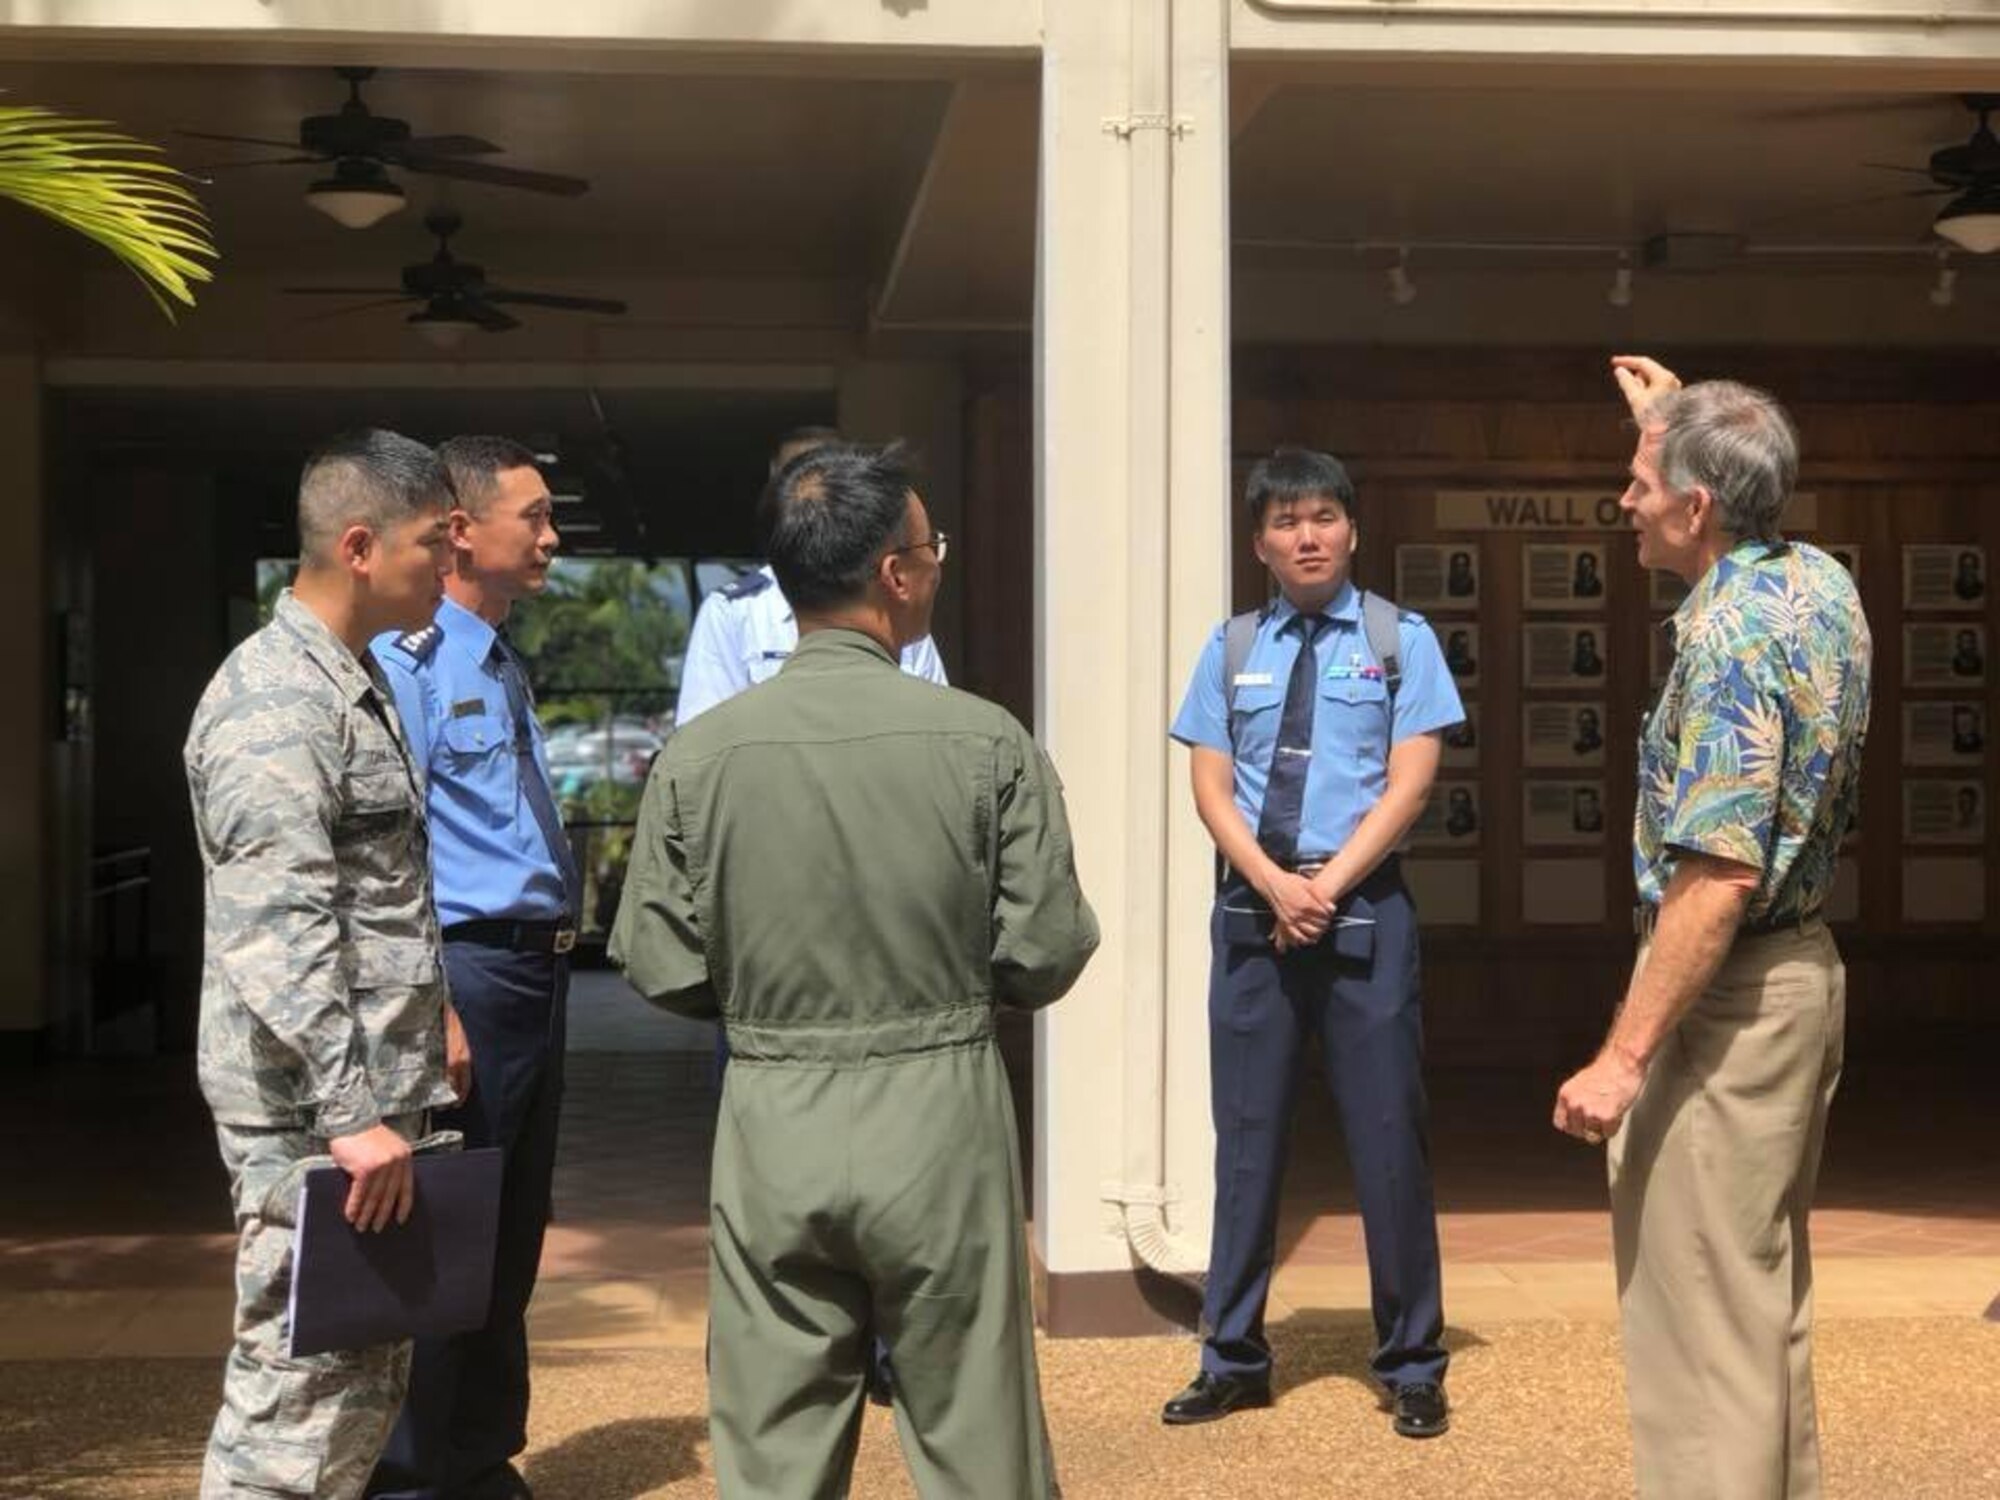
[1260, 867, 1344, 953]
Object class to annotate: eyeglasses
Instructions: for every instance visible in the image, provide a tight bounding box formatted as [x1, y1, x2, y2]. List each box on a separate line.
[890, 530, 949, 565]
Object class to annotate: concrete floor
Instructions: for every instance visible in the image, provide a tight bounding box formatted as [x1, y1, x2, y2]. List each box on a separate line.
[2, 969, 1995, 1497]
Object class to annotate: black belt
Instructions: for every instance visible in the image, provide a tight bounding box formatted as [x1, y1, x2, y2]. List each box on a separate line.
[1220, 851, 1399, 886]
[1632, 904, 1818, 941]
[443, 918, 578, 955]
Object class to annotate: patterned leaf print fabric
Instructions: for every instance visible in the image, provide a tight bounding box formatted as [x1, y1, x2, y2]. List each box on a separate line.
[1635, 540, 1872, 924]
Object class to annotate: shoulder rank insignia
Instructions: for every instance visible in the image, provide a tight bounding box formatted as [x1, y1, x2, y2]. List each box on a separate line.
[390, 623, 443, 661]
[720, 570, 774, 601]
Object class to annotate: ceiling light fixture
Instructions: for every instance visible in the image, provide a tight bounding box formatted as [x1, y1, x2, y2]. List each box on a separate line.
[1933, 183, 2000, 254]
[1607, 255, 1634, 309]
[304, 159, 406, 230]
[408, 309, 478, 351]
[1387, 250, 1417, 307]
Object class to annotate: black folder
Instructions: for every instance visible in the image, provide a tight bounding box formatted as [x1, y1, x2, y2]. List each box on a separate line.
[287, 1145, 504, 1358]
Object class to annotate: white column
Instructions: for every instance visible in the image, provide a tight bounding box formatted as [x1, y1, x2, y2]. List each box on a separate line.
[1033, 0, 1231, 1332]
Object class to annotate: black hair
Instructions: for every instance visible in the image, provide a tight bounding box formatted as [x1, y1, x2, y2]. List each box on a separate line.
[436, 435, 543, 515]
[765, 441, 917, 612]
[1243, 446, 1357, 532]
[297, 428, 450, 559]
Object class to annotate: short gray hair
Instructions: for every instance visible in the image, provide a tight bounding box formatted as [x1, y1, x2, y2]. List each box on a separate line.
[297, 429, 451, 561]
[1644, 380, 1799, 543]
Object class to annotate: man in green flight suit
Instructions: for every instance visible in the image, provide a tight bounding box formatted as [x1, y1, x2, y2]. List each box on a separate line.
[611, 441, 1099, 1499]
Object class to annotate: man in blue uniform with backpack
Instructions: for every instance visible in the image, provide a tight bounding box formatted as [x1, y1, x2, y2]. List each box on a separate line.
[1165, 447, 1463, 1439]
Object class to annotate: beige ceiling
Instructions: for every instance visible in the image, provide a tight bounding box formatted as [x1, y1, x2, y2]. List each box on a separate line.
[0, 55, 1992, 354]
[1234, 81, 1988, 259]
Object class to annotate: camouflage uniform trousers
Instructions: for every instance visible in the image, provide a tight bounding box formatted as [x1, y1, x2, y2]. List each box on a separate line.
[201, 1112, 424, 1499]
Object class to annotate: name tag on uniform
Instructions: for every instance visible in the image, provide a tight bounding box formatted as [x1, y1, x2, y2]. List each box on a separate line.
[759, 649, 790, 662]
[1232, 672, 1274, 687]
[450, 698, 487, 719]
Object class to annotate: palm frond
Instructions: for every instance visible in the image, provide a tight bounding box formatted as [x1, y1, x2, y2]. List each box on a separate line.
[0, 103, 218, 319]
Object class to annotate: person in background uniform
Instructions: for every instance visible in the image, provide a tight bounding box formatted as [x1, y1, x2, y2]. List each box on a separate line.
[1555, 357, 1872, 1500]
[369, 439, 574, 1500]
[185, 430, 466, 1500]
[612, 442, 1098, 1498]
[675, 426, 947, 726]
[1165, 447, 1463, 1438]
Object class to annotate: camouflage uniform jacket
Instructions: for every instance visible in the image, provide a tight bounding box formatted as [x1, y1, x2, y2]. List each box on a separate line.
[185, 590, 454, 1137]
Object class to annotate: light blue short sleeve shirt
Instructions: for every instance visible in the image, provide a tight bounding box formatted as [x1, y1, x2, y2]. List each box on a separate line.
[1169, 582, 1464, 859]
[675, 564, 948, 725]
[373, 596, 569, 927]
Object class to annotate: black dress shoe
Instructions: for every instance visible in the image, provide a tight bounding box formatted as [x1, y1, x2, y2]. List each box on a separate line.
[865, 1350, 896, 1408]
[1391, 1381, 1449, 1438]
[462, 1462, 534, 1499]
[1161, 1371, 1273, 1425]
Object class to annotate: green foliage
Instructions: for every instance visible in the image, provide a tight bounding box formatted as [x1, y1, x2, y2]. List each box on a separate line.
[0, 104, 217, 317]
[510, 559, 689, 724]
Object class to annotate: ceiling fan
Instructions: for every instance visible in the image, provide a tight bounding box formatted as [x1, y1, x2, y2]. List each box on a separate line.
[1894, 94, 2000, 252]
[285, 210, 627, 348]
[1767, 93, 2000, 253]
[183, 66, 590, 228]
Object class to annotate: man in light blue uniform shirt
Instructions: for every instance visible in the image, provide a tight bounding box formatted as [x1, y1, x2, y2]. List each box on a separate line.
[1164, 447, 1462, 1439]
[369, 437, 574, 1500]
[676, 427, 947, 725]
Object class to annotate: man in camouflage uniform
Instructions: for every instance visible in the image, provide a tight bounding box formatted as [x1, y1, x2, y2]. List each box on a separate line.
[186, 429, 468, 1499]
[613, 442, 1098, 1498]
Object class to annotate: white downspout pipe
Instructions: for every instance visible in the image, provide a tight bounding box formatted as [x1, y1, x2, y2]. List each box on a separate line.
[1102, 0, 1219, 1281]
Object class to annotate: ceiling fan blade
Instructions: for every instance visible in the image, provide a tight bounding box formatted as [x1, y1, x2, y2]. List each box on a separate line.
[190, 155, 325, 172]
[1756, 97, 1951, 123]
[463, 301, 523, 333]
[399, 155, 591, 197]
[1746, 186, 1954, 231]
[298, 297, 420, 324]
[1863, 162, 1946, 179]
[394, 134, 504, 157]
[483, 290, 628, 314]
[177, 129, 314, 151]
[282, 286, 410, 295]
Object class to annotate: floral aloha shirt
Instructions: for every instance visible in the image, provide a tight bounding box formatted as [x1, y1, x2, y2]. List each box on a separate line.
[1635, 539, 1872, 925]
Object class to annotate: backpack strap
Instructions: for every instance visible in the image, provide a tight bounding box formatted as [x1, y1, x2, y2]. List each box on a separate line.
[1222, 608, 1263, 720]
[1359, 589, 1403, 705]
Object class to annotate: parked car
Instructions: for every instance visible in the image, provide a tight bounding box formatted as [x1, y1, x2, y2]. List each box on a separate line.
[548, 723, 663, 794]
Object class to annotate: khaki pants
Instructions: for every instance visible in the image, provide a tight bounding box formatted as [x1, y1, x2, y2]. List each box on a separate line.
[1608, 923, 1844, 1500]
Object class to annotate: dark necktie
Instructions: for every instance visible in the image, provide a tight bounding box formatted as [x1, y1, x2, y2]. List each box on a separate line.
[494, 632, 581, 916]
[1255, 614, 1329, 866]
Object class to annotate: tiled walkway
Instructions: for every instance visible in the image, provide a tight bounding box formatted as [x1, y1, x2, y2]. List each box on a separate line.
[2, 972, 1995, 1496]
[3, 969, 1994, 1356]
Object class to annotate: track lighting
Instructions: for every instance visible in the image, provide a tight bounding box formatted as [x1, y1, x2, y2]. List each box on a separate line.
[1607, 258, 1634, 308]
[1928, 258, 1958, 308]
[1387, 251, 1417, 307]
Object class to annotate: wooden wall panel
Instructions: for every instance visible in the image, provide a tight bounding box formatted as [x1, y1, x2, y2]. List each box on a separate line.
[961, 346, 2000, 1059]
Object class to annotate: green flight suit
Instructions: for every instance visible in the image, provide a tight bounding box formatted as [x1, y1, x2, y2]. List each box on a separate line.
[611, 628, 1098, 1500]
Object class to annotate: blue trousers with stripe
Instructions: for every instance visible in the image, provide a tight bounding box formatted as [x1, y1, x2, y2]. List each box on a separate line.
[1199, 861, 1447, 1389]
